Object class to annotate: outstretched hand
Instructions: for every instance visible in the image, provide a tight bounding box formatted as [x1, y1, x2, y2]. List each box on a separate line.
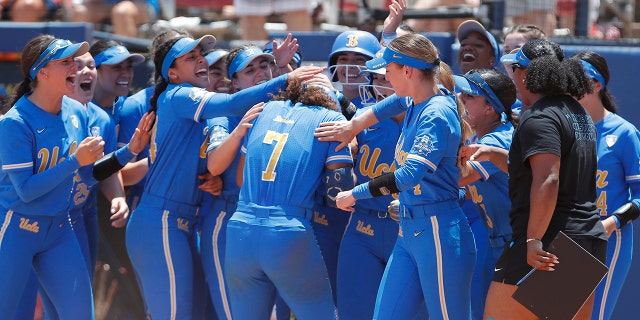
[314, 120, 355, 151]
[383, 0, 407, 36]
[270, 33, 298, 70]
[289, 65, 327, 83]
[129, 111, 156, 155]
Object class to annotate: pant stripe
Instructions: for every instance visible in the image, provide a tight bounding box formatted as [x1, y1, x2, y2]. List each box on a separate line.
[598, 228, 622, 320]
[430, 215, 450, 320]
[0, 210, 13, 250]
[162, 210, 177, 320]
[213, 210, 232, 319]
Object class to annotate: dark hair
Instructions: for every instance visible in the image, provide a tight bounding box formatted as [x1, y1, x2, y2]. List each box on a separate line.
[149, 37, 183, 112]
[9, 35, 56, 107]
[89, 39, 121, 64]
[572, 51, 616, 113]
[476, 69, 517, 125]
[146, 29, 191, 85]
[271, 79, 338, 112]
[521, 39, 592, 99]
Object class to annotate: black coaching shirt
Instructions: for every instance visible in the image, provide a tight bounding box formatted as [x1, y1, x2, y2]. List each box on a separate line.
[508, 95, 607, 243]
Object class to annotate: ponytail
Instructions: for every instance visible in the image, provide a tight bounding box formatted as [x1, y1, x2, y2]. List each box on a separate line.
[438, 61, 473, 146]
[8, 79, 33, 107]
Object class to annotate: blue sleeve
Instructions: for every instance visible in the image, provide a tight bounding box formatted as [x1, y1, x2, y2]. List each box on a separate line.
[118, 95, 147, 148]
[5, 155, 81, 203]
[372, 94, 409, 122]
[206, 117, 231, 152]
[174, 74, 288, 122]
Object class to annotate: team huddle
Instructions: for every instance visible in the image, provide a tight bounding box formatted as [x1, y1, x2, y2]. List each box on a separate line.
[1, 1, 639, 320]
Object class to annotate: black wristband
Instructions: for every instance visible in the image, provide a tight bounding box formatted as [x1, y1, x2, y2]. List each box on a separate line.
[612, 202, 640, 226]
[369, 172, 400, 197]
[92, 151, 125, 181]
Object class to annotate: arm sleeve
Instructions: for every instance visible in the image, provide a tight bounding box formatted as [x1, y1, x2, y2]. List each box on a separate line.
[173, 74, 288, 122]
[623, 127, 640, 208]
[372, 94, 409, 122]
[5, 156, 80, 203]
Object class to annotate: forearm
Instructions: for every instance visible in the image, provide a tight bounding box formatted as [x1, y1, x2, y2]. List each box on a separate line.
[121, 158, 149, 186]
[208, 131, 243, 176]
[100, 172, 125, 201]
[527, 174, 559, 240]
[8, 157, 80, 202]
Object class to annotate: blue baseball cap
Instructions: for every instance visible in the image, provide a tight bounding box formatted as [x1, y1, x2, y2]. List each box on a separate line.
[161, 35, 216, 81]
[454, 70, 507, 122]
[457, 20, 500, 67]
[227, 46, 274, 79]
[29, 39, 90, 80]
[205, 49, 229, 67]
[365, 47, 439, 71]
[500, 49, 532, 68]
[94, 45, 145, 67]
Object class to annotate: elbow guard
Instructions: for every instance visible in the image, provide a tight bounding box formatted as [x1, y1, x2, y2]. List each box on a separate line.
[92, 152, 125, 181]
[325, 167, 355, 208]
[369, 172, 400, 197]
[612, 202, 640, 227]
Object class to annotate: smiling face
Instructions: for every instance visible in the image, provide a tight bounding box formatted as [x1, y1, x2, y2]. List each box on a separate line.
[457, 32, 495, 74]
[333, 52, 369, 86]
[170, 45, 210, 88]
[97, 58, 135, 98]
[232, 56, 273, 91]
[41, 54, 79, 97]
[207, 59, 231, 93]
[71, 52, 97, 104]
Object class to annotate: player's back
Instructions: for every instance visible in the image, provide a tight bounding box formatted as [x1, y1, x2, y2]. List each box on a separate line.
[239, 100, 348, 209]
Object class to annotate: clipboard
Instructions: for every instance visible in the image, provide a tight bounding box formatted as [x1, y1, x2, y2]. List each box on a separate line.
[512, 231, 608, 320]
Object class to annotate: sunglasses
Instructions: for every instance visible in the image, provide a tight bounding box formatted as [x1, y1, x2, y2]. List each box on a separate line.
[511, 63, 524, 73]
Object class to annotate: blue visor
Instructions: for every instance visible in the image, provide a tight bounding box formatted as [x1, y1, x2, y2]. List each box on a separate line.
[29, 39, 90, 80]
[205, 50, 229, 67]
[94, 45, 145, 67]
[227, 46, 275, 79]
[580, 60, 606, 89]
[366, 47, 438, 71]
[454, 70, 507, 122]
[500, 49, 532, 68]
[161, 35, 217, 81]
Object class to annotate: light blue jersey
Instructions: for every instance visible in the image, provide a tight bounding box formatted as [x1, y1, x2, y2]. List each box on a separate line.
[126, 74, 288, 319]
[0, 94, 95, 319]
[592, 112, 640, 320]
[226, 100, 352, 319]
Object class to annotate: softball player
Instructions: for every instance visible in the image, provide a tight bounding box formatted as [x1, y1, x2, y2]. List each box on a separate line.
[336, 60, 404, 320]
[335, 33, 476, 320]
[311, 31, 381, 304]
[454, 69, 516, 320]
[221, 80, 354, 320]
[572, 51, 640, 320]
[0, 35, 100, 319]
[125, 34, 324, 318]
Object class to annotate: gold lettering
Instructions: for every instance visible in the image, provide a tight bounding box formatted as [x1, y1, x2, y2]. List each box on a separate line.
[19, 218, 40, 233]
[355, 220, 375, 236]
[177, 218, 190, 232]
[313, 212, 329, 226]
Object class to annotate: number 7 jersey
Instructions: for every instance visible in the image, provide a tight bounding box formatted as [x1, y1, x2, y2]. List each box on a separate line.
[239, 101, 353, 209]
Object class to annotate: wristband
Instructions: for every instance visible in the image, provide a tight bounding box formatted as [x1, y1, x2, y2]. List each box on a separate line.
[381, 31, 397, 47]
[526, 237, 541, 243]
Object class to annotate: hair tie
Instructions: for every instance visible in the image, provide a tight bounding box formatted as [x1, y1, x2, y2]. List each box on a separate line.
[24, 77, 31, 83]
[433, 58, 441, 66]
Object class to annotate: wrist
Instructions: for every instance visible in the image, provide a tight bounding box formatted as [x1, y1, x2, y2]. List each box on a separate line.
[526, 237, 542, 243]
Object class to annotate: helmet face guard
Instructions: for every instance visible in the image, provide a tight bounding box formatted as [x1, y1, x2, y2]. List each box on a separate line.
[329, 64, 371, 86]
[359, 84, 394, 106]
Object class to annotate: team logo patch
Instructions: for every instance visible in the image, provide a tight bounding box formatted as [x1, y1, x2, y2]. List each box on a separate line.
[189, 88, 207, 102]
[605, 135, 618, 147]
[410, 135, 434, 156]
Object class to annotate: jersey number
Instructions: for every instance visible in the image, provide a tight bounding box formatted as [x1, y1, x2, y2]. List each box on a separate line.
[261, 130, 289, 181]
